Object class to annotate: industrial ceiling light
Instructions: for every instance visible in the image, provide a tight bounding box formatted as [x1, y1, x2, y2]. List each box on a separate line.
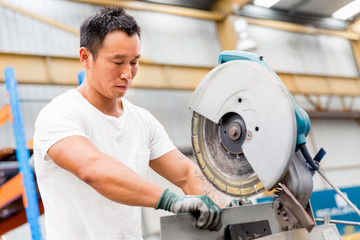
[253, 0, 280, 8]
[332, 0, 360, 20]
[233, 18, 258, 51]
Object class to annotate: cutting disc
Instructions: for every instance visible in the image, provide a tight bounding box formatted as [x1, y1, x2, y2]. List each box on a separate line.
[192, 111, 263, 197]
[190, 60, 296, 197]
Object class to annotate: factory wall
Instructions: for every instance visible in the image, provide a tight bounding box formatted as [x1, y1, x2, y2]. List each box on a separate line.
[309, 119, 360, 190]
[0, 0, 360, 239]
[247, 24, 358, 78]
[0, 0, 221, 66]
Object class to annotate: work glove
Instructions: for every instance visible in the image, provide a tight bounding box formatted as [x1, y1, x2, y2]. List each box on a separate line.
[155, 189, 223, 231]
[226, 198, 253, 208]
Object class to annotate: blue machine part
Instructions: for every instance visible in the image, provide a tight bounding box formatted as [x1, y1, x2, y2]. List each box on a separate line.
[218, 50, 311, 149]
[78, 70, 85, 86]
[4, 67, 43, 240]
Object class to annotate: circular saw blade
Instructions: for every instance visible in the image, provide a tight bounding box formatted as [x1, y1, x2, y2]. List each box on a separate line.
[192, 111, 264, 197]
[190, 60, 297, 197]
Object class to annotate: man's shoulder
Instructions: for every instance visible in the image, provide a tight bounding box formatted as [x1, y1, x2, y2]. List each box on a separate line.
[46, 89, 82, 108]
[36, 89, 82, 121]
[52, 89, 80, 104]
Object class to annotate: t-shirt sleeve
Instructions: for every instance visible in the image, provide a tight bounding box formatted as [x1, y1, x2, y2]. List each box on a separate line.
[146, 112, 176, 160]
[34, 101, 87, 159]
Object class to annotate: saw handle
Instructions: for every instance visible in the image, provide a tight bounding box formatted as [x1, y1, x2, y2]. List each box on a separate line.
[218, 50, 269, 69]
[298, 144, 326, 171]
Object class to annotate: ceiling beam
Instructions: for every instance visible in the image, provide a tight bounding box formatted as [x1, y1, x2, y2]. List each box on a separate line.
[69, 0, 225, 21]
[216, 15, 238, 50]
[232, 0, 251, 8]
[211, 0, 233, 15]
[349, 18, 360, 35]
[306, 110, 360, 119]
[1, 52, 360, 97]
[351, 40, 360, 74]
[244, 17, 360, 40]
[0, 52, 212, 89]
[212, 0, 253, 15]
[280, 73, 360, 96]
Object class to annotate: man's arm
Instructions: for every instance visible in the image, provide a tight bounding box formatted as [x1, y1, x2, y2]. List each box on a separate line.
[149, 149, 227, 208]
[48, 135, 164, 207]
[48, 136, 223, 230]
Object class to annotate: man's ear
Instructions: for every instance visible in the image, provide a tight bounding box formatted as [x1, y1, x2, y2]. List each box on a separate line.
[79, 47, 92, 69]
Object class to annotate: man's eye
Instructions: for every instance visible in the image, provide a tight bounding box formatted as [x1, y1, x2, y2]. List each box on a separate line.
[130, 62, 138, 65]
[113, 62, 122, 65]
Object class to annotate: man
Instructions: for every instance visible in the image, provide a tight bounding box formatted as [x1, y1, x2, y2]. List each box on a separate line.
[34, 6, 225, 240]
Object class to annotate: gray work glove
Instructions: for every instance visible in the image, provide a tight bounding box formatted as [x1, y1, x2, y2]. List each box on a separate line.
[155, 189, 222, 231]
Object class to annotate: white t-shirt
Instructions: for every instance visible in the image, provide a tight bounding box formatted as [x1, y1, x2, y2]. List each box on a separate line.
[33, 89, 176, 240]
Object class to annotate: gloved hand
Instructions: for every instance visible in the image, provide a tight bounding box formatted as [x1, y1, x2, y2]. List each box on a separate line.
[226, 198, 253, 207]
[155, 189, 222, 231]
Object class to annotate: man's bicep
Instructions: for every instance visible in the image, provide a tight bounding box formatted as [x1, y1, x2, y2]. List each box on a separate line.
[48, 135, 101, 176]
[34, 103, 87, 160]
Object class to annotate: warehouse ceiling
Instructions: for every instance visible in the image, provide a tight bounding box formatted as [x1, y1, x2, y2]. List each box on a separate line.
[138, 0, 360, 30]
[238, 0, 360, 30]
[271, 0, 355, 19]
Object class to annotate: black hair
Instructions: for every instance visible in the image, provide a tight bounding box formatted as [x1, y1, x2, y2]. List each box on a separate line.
[80, 6, 141, 60]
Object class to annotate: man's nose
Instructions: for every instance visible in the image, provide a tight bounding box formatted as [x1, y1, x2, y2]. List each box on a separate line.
[120, 64, 132, 80]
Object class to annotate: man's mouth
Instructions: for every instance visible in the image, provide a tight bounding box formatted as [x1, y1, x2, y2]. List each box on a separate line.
[116, 86, 128, 90]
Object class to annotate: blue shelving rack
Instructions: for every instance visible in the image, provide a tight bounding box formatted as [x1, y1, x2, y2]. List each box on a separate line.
[4, 67, 43, 240]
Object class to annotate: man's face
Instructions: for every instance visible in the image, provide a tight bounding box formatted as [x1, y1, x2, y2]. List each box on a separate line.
[85, 30, 140, 99]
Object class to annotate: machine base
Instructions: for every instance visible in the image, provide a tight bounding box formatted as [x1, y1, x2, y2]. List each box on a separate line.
[160, 203, 341, 240]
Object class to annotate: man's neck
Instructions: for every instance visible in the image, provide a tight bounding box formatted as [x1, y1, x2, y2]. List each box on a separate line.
[77, 84, 124, 118]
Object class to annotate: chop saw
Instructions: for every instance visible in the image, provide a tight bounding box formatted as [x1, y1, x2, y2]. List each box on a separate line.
[160, 51, 360, 240]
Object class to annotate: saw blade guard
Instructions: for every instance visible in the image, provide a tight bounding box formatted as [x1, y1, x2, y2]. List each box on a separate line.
[189, 51, 300, 195]
[219, 51, 311, 147]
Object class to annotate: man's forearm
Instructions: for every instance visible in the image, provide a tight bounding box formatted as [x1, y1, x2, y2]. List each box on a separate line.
[181, 163, 227, 208]
[80, 154, 164, 207]
[148, 149, 226, 208]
